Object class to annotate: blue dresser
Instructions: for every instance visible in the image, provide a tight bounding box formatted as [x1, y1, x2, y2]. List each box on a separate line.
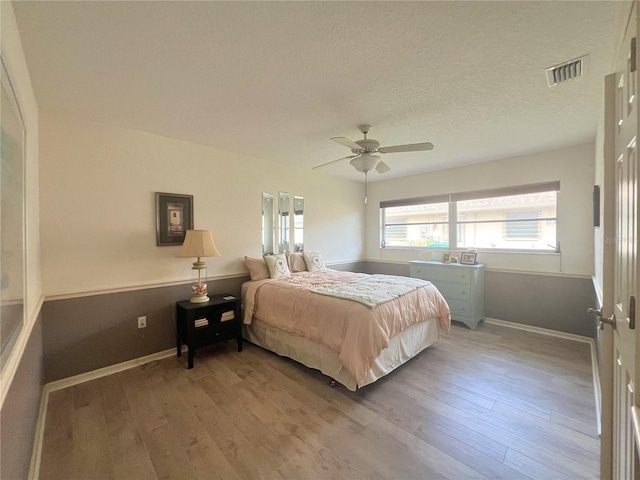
[409, 260, 485, 330]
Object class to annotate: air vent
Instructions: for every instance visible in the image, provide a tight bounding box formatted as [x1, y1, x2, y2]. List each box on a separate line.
[545, 55, 589, 87]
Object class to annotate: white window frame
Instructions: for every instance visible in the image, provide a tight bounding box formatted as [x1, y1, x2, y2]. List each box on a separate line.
[380, 182, 560, 253]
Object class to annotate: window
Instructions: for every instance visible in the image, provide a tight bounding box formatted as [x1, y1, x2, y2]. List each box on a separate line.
[381, 182, 559, 252]
[505, 212, 539, 239]
[382, 198, 449, 248]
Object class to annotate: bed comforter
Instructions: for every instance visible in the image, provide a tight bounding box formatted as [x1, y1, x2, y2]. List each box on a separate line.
[242, 270, 451, 384]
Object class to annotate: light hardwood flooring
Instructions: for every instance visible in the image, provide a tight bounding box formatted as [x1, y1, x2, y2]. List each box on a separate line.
[38, 321, 599, 479]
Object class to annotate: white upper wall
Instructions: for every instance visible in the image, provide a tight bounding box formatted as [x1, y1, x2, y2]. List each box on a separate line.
[39, 111, 365, 296]
[39, 108, 596, 296]
[366, 143, 595, 276]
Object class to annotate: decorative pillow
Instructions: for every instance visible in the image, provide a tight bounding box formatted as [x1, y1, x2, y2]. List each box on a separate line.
[244, 256, 270, 281]
[264, 253, 291, 278]
[303, 252, 326, 272]
[286, 252, 307, 273]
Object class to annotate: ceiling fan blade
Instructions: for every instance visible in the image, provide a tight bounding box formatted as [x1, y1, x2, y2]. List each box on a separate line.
[331, 136, 363, 151]
[312, 154, 359, 170]
[375, 161, 391, 174]
[378, 142, 434, 154]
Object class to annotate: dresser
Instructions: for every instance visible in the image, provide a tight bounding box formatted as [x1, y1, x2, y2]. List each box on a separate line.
[409, 260, 485, 330]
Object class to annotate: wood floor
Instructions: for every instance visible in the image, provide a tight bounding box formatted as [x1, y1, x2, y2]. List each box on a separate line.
[38, 322, 599, 479]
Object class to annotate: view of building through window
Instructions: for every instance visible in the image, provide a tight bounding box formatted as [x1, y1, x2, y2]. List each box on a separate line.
[456, 192, 556, 250]
[383, 202, 449, 248]
[382, 189, 557, 251]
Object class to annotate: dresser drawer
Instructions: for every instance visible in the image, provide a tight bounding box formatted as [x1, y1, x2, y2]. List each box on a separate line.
[410, 264, 471, 284]
[433, 281, 471, 301]
[448, 299, 472, 318]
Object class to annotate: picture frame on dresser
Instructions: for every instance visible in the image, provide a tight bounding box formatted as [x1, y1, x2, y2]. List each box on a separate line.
[460, 252, 477, 265]
[441, 252, 451, 264]
[156, 192, 193, 246]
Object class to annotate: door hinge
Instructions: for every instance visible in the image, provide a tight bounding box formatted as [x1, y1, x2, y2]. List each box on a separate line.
[630, 296, 636, 330]
[632, 37, 637, 73]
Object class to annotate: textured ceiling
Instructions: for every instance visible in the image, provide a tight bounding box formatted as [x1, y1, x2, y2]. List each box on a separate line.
[13, 1, 627, 182]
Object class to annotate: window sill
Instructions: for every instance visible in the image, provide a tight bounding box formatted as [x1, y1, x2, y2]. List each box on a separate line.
[381, 246, 560, 255]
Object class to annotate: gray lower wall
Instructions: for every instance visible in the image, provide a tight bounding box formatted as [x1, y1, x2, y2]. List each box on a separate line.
[364, 260, 599, 338]
[483, 270, 598, 338]
[330, 261, 368, 273]
[1, 313, 44, 480]
[42, 277, 247, 383]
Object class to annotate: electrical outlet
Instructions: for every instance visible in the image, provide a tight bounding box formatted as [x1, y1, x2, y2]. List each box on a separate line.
[138, 316, 147, 329]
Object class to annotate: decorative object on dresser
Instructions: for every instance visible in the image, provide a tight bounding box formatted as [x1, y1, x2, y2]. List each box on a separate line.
[410, 260, 485, 330]
[155, 192, 193, 246]
[441, 252, 451, 264]
[178, 229, 221, 303]
[175, 294, 241, 368]
[460, 252, 478, 265]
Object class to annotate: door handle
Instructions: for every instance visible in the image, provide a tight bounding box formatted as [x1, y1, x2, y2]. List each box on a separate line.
[588, 308, 616, 330]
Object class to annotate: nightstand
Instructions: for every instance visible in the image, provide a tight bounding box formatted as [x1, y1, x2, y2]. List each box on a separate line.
[175, 294, 242, 368]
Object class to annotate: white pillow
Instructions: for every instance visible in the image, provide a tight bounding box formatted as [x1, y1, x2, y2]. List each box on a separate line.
[303, 252, 326, 272]
[264, 253, 291, 278]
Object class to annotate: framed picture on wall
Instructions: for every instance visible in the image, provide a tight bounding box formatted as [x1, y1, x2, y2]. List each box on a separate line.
[156, 192, 193, 246]
[460, 252, 478, 265]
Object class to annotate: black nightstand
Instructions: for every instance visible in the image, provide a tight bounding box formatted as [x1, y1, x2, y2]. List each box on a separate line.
[175, 294, 242, 368]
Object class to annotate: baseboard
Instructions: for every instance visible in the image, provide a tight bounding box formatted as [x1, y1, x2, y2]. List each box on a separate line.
[484, 317, 601, 436]
[28, 345, 186, 480]
[484, 317, 592, 343]
[44, 346, 184, 393]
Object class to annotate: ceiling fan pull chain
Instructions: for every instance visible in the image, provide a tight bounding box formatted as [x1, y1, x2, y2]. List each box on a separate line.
[364, 172, 368, 203]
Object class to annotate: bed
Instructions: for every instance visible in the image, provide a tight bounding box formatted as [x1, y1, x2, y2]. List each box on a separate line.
[241, 253, 451, 391]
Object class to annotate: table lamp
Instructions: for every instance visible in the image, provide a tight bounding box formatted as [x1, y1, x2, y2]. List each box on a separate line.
[178, 229, 221, 303]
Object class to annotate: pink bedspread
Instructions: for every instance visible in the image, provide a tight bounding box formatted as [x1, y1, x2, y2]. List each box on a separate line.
[242, 270, 451, 384]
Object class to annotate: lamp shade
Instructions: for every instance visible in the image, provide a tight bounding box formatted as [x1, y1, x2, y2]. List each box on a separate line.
[178, 230, 221, 258]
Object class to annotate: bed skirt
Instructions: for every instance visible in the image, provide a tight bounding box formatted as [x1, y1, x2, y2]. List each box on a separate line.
[242, 317, 442, 391]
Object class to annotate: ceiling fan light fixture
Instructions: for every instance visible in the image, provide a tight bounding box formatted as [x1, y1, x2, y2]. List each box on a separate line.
[314, 123, 434, 172]
[350, 154, 380, 173]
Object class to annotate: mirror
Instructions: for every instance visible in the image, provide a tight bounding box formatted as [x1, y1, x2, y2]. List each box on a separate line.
[279, 191, 291, 253]
[262, 193, 274, 254]
[294, 196, 304, 252]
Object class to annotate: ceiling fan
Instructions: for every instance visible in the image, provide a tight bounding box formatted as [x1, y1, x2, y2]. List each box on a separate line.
[313, 124, 434, 174]
[313, 124, 434, 202]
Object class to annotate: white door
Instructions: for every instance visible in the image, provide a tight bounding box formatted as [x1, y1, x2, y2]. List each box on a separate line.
[600, 3, 639, 479]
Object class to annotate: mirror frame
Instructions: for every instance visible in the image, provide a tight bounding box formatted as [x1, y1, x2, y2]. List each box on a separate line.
[279, 191, 291, 253]
[293, 195, 304, 252]
[262, 192, 275, 255]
